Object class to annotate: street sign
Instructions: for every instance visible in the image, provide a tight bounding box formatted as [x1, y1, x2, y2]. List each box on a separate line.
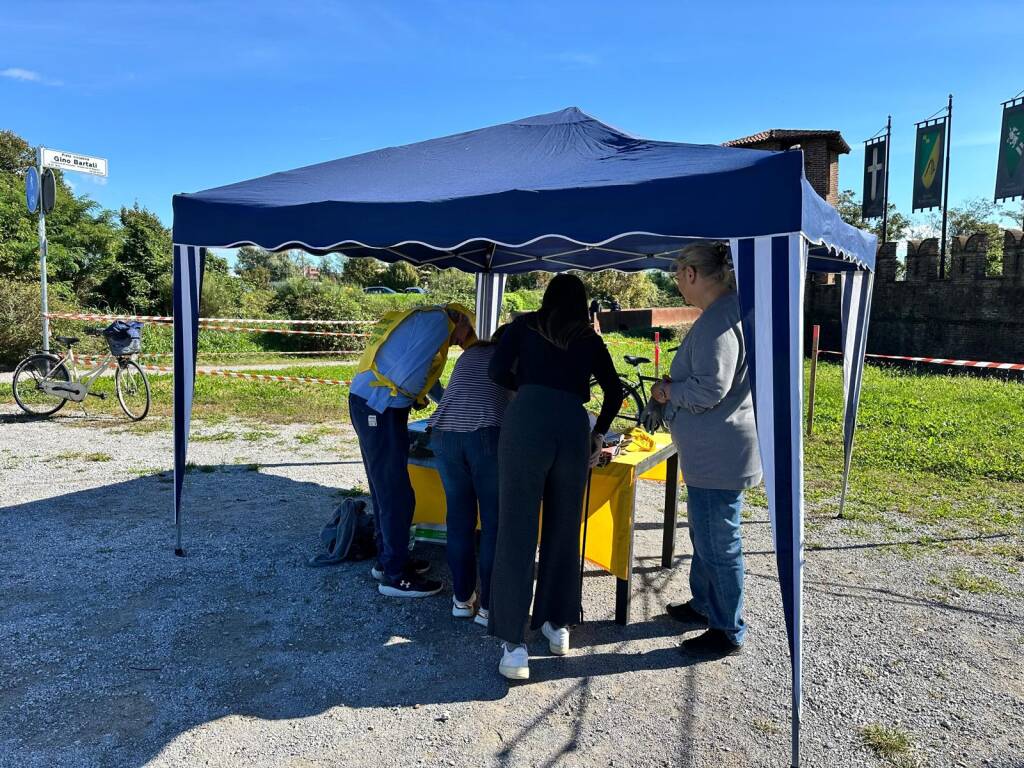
[25, 166, 39, 213]
[41, 169, 57, 214]
[41, 147, 108, 177]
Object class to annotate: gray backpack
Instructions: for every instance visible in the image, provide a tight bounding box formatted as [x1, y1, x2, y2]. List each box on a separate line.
[307, 497, 377, 567]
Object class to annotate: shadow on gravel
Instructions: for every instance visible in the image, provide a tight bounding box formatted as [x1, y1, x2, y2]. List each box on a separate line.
[1, 465, 517, 766]
[745, 569, 1023, 626]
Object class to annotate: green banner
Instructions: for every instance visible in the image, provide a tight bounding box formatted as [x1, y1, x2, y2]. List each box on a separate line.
[995, 102, 1024, 201]
[913, 121, 945, 211]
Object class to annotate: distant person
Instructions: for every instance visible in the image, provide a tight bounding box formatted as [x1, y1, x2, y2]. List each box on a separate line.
[650, 241, 761, 658]
[487, 274, 622, 680]
[429, 325, 512, 627]
[589, 298, 601, 326]
[609, 297, 621, 312]
[349, 303, 476, 598]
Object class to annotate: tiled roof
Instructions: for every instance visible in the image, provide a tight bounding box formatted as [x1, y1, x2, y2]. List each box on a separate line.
[723, 129, 850, 154]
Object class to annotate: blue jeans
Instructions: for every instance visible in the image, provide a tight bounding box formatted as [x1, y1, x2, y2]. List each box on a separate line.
[686, 485, 746, 646]
[431, 427, 500, 609]
[348, 393, 415, 582]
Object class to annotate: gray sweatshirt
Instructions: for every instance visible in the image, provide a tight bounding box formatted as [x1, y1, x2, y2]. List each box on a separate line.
[665, 292, 762, 491]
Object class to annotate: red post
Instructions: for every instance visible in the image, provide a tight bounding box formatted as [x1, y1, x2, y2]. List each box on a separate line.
[807, 324, 820, 437]
[654, 331, 661, 378]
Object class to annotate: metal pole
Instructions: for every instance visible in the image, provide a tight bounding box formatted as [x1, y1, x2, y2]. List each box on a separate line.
[37, 147, 50, 352]
[806, 325, 820, 437]
[939, 95, 953, 279]
[880, 116, 891, 244]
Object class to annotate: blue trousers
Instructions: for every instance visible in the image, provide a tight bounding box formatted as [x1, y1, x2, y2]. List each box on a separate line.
[348, 393, 414, 582]
[431, 427, 500, 609]
[686, 485, 747, 646]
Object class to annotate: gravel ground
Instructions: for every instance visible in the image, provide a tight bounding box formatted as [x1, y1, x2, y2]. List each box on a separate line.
[0, 405, 1021, 768]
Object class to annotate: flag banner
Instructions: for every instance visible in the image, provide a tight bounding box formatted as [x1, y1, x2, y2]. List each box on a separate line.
[862, 136, 888, 219]
[995, 100, 1024, 201]
[913, 120, 946, 212]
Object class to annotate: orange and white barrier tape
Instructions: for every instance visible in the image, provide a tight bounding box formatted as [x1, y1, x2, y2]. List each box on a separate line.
[72, 355, 352, 386]
[45, 312, 374, 326]
[138, 350, 360, 358]
[822, 350, 1024, 371]
[188, 323, 369, 338]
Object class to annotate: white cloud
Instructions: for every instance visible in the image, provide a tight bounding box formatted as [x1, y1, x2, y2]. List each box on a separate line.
[1, 67, 62, 86]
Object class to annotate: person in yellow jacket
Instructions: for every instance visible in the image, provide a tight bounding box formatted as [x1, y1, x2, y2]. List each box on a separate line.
[349, 303, 476, 598]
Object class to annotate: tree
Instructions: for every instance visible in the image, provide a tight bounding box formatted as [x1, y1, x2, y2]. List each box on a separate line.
[0, 132, 119, 297]
[507, 271, 550, 291]
[0, 130, 35, 175]
[99, 204, 172, 311]
[835, 189, 910, 243]
[381, 261, 419, 290]
[204, 251, 230, 274]
[927, 198, 1009, 274]
[577, 270, 659, 309]
[340, 256, 384, 286]
[235, 246, 299, 283]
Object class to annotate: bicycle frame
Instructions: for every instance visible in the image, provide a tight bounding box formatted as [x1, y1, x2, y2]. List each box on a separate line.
[38, 347, 119, 402]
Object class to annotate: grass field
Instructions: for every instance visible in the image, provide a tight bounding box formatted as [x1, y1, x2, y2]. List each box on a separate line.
[19, 332, 1024, 560]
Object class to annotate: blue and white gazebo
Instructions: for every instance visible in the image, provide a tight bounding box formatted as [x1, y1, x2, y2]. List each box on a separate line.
[170, 107, 876, 767]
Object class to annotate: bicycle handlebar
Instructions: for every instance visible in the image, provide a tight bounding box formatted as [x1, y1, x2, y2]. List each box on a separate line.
[84, 327, 104, 336]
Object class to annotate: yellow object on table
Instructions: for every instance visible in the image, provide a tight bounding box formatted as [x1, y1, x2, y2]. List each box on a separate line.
[409, 431, 676, 581]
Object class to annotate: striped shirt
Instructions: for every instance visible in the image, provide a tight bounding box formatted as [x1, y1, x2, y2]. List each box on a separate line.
[429, 345, 510, 432]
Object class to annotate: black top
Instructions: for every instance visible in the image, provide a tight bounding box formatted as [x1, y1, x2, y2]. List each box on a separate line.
[489, 314, 622, 435]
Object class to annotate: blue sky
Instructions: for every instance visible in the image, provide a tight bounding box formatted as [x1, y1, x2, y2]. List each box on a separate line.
[3, 0, 1021, 232]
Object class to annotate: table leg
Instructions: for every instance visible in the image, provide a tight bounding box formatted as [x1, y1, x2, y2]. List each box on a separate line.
[661, 452, 679, 568]
[615, 576, 631, 625]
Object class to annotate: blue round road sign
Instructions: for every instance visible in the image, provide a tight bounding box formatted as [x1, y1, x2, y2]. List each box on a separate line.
[25, 166, 39, 213]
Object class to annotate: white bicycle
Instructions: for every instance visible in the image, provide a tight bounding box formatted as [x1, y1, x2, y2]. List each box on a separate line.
[12, 327, 151, 421]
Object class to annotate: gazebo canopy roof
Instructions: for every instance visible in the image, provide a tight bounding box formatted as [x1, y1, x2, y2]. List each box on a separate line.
[172, 107, 875, 273]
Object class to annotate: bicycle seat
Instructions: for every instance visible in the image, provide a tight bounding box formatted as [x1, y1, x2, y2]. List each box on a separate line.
[54, 336, 80, 346]
[623, 355, 651, 367]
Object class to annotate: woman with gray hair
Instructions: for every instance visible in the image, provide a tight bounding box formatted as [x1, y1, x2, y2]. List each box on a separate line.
[650, 240, 761, 658]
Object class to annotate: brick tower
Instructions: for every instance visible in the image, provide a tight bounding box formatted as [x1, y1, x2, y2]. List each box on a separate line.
[723, 129, 850, 205]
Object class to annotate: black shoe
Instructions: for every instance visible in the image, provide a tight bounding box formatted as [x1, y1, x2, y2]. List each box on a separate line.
[377, 571, 443, 598]
[666, 601, 708, 626]
[680, 629, 743, 658]
[370, 557, 430, 582]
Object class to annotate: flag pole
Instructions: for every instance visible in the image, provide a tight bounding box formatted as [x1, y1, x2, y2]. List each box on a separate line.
[939, 94, 953, 279]
[881, 116, 891, 244]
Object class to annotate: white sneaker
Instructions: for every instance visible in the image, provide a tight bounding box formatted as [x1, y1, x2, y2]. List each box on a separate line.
[452, 593, 476, 618]
[474, 608, 490, 628]
[541, 621, 570, 656]
[499, 643, 529, 680]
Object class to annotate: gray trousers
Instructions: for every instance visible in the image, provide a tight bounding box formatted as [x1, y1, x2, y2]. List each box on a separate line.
[489, 386, 590, 645]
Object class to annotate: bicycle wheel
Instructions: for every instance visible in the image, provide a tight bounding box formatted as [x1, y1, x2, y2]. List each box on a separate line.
[12, 353, 71, 417]
[115, 359, 150, 421]
[588, 377, 643, 435]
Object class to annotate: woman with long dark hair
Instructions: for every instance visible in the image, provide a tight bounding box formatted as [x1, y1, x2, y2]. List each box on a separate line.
[487, 274, 621, 680]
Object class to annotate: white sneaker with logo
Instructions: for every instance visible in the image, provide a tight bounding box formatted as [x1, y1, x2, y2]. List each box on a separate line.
[541, 621, 570, 656]
[474, 607, 490, 628]
[452, 593, 476, 618]
[498, 643, 529, 680]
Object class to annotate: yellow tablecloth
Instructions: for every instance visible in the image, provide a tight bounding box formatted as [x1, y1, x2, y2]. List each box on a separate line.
[409, 433, 675, 581]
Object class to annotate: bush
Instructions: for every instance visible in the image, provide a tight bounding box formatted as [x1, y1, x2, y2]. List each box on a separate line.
[0, 278, 83, 365]
[502, 289, 542, 316]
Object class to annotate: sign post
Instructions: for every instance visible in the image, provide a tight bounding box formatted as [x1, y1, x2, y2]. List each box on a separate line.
[37, 148, 50, 352]
[32, 146, 109, 351]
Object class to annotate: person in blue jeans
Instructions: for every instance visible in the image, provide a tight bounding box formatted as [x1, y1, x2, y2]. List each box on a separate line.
[429, 325, 511, 627]
[651, 241, 762, 657]
[349, 303, 476, 599]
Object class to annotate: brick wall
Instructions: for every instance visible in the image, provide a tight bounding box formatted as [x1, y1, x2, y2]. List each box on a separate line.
[805, 230, 1024, 361]
[799, 140, 833, 204]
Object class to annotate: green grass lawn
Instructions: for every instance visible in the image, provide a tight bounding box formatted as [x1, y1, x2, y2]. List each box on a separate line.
[39, 332, 1024, 549]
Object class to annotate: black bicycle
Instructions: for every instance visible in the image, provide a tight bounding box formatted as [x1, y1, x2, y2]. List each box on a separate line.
[588, 353, 661, 434]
